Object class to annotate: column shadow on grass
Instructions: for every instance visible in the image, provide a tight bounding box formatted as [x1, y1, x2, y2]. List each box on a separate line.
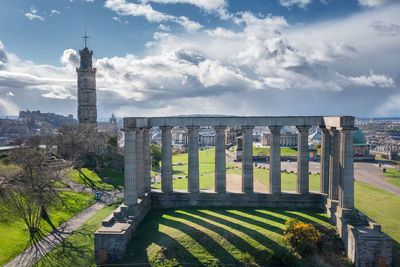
[120, 210, 203, 266]
[193, 209, 290, 263]
[121, 208, 321, 266]
[171, 210, 290, 266]
[280, 209, 330, 225]
[160, 216, 240, 265]
[210, 209, 285, 235]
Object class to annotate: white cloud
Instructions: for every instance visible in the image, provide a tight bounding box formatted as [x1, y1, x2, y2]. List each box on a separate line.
[348, 71, 394, 87]
[358, 0, 400, 7]
[6, 91, 14, 96]
[279, 0, 312, 8]
[104, 0, 203, 32]
[158, 24, 171, 31]
[1, 5, 400, 117]
[25, 7, 44, 21]
[140, 0, 226, 12]
[50, 9, 60, 16]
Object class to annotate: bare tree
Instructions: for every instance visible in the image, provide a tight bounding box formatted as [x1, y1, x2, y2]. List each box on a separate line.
[6, 147, 65, 220]
[56, 124, 107, 188]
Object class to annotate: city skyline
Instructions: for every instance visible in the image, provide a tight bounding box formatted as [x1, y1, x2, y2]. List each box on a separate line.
[0, 0, 399, 118]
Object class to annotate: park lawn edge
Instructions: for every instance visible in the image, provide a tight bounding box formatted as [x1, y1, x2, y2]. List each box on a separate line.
[0, 191, 95, 266]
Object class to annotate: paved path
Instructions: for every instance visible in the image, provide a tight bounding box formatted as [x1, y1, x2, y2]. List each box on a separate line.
[5, 191, 122, 267]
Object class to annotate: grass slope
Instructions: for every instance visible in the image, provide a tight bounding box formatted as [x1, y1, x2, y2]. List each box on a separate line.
[0, 191, 95, 266]
[34, 205, 115, 267]
[119, 208, 333, 266]
[354, 181, 400, 257]
[0, 163, 20, 177]
[66, 168, 123, 191]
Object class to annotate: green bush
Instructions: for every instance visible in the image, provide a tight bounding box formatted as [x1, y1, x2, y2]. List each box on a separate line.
[283, 219, 321, 258]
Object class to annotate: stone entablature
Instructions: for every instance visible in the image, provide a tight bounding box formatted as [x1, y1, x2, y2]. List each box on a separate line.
[94, 115, 392, 266]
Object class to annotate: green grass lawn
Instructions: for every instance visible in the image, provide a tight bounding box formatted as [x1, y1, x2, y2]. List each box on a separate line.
[383, 167, 400, 178]
[253, 147, 298, 156]
[67, 168, 123, 191]
[152, 174, 215, 190]
[172, 148, 217, 165]
[354, 181, 400, 257]
[34, 205, 116, 267]
[227, 168, 321, 192]
[0, 191, 95, 266]
[0, 163, 20, 177]
[386, 178, 400, 187]
[119, 208, 335, 266]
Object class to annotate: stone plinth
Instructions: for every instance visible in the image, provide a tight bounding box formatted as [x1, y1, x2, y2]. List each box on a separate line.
[94, 196, 151, 265]
[150, 191, 324, 209]
[347, 224, 392, 267]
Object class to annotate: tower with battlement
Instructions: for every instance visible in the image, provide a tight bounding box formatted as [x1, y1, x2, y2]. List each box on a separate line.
[77, 33, 97, 124]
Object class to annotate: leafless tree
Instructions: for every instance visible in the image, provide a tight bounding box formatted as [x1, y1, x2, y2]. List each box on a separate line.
[56, 124, 108, 188]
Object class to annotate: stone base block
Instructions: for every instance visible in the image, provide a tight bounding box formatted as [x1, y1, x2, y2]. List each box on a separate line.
[150, 191, 324, 209]
[94, 195, 151, 265]
[325, 198, 338, 223]
[347, 224, 392, 266]
[335, 207, 391, 266]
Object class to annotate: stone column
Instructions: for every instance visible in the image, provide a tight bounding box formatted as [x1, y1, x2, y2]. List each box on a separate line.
[329, 128, 340, 200]
[143, 127, 151, 193]
[214, 126, 226, 193]
[320, 127, 330, 194]
[339, 128, 355, 209]
[269, 126, 281, 194]
[296, 126, 310, 194]
[161, 126, 173, 193]
[123, 129, 137, 206]
[242, 126, 254, 193]
[136, 129, 145, 198]
[188, 126, 199, 193]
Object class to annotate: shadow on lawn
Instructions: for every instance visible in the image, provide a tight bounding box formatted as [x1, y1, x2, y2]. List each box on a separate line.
[120, 208, 302, 266]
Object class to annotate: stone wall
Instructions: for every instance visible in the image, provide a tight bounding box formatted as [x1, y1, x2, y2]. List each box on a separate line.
[94, 196, 151, 265]
[150, 191, 324, 209]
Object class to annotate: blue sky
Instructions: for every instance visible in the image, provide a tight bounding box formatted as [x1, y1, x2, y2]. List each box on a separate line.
[0, 0, 399, 119]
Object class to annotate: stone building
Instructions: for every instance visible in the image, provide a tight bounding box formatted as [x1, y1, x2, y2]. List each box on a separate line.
[262, 132, 297, 147]
[77, 37, 97, 124]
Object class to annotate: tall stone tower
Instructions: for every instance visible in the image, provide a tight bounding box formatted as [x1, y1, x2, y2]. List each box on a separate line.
[77, 35, 97, 124]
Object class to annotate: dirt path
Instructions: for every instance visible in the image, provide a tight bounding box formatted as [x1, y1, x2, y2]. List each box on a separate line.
[226, 173, 268, 193]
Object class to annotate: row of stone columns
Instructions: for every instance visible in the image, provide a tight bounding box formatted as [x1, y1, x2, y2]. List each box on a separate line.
[123, 128, 151, 206]
[124, 125, 354, 211]
[320, 127, 355, 210]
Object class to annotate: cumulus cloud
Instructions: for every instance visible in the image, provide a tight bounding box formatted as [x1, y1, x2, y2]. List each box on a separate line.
[141, 0, 226, 12]
[61, 49, 80, 67]
[1, 5, 399, 117]
[25, 7, 44, 21]
[140, 0, 230, 19]
[51, 9, 60, 16]
[348, 71, 394, 87]
[358, 0, 400, 7]
[104, 0, 203, 32]
[0, 41, 8, 70]
[279, 0, 312, 8]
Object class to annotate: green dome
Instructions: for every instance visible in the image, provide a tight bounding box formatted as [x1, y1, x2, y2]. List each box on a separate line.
[353, 130, 367, 146]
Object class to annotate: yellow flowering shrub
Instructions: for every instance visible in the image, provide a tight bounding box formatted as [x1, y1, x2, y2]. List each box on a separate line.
[283, 218, 321, 257]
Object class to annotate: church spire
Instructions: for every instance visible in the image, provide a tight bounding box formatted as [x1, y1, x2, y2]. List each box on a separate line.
[81, 27, 89, 48]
